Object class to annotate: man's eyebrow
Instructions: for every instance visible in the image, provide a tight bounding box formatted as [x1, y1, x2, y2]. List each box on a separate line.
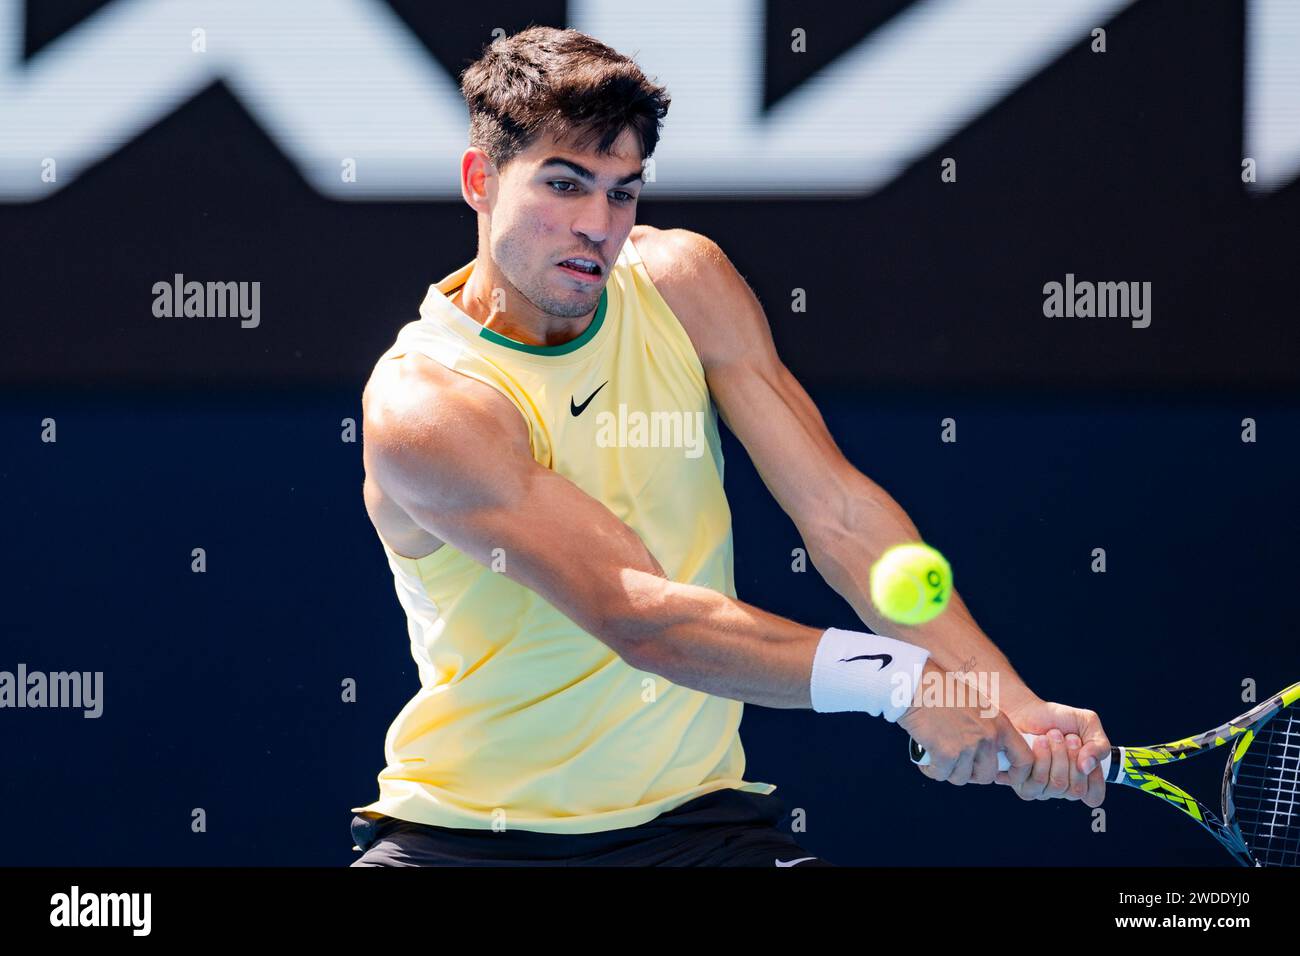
[540, 157, 644, 186]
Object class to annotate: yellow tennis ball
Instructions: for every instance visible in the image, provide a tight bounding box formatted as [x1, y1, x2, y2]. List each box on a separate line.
[869, 543, 952, 625]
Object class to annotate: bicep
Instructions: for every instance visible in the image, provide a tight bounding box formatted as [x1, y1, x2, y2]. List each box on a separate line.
[659, 231, 856, 545]
[705, 353, 853, 546]
[364, 368, 668, 645]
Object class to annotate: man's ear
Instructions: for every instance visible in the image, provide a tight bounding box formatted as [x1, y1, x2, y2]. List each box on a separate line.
[461, 147, 497, 212]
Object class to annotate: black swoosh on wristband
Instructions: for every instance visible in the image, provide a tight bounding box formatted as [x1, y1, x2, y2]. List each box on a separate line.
[839, 653, 892, 670]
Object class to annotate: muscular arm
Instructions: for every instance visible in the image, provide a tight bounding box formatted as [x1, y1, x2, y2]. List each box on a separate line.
[637, 226, 1038, 713]
[362, 352, 825, 708]
[361, 343, 1034, 791]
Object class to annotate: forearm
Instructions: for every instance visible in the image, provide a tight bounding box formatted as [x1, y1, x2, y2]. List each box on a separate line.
[806, 474, 1039, 713]
[608, 569, 828, 709]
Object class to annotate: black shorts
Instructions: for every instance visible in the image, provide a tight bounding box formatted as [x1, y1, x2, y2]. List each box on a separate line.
[349, 788, 834, 867]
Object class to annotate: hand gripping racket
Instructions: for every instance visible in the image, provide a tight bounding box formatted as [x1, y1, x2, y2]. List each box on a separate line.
[909, 681, 1300, 866]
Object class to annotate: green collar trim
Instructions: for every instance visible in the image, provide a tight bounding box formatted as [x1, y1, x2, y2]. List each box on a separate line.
[477, 288, 608, 356]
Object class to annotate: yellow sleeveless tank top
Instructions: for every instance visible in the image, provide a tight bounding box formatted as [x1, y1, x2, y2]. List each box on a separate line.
[351, 234, 775, 834]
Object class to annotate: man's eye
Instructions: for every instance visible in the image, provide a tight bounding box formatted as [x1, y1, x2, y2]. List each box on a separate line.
[548, 181, 634, 202]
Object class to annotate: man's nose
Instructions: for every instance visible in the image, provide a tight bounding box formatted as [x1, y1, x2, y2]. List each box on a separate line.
[571, 195, 611, 246]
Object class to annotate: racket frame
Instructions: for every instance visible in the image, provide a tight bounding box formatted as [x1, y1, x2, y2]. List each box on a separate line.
[1103, 682, 1300, 867]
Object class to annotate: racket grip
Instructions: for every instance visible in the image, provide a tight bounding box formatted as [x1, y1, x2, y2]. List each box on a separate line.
[910, 731, 1038, 772]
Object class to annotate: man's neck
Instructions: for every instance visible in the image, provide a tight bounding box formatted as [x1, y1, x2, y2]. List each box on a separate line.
[457, 265, 596, 348]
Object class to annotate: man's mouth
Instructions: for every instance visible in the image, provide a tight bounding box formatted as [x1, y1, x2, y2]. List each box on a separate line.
[557, 257, 603, 279]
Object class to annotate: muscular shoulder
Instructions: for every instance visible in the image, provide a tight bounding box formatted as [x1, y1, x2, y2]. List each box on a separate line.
[629, 225, 730, 310]
[362, 352, 529, 479]
[628, 224, 759, 368]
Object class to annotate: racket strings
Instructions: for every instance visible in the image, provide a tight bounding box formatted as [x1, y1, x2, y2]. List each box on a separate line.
[1233, 708, 1300, 866]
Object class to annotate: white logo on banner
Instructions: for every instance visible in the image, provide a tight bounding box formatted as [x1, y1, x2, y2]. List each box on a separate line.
[0, 0, 1295, 201]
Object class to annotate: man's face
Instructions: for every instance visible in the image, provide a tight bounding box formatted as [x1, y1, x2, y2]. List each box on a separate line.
[487, 127, 645, 319]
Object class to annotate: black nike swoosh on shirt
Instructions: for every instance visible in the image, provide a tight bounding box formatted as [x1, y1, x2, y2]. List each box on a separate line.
[570, 380, 609, 417]
[839, 653, 892, 670]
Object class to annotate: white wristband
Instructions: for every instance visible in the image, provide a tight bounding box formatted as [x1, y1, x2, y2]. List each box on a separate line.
[810, 628, 931, 721]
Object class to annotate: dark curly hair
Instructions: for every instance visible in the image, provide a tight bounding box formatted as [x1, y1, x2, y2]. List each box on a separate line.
[459, 26, 671, 171]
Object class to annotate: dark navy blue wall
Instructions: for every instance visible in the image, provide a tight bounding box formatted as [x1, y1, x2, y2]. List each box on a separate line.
[2, 0, 1296, 867]
[2, 390, 1293, 865]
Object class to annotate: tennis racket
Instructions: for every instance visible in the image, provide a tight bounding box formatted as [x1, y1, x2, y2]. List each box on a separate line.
[909, 681, 1300, 866]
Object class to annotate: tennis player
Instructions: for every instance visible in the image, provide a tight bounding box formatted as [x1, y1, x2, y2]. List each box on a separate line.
[350, 26, 1109, 867]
